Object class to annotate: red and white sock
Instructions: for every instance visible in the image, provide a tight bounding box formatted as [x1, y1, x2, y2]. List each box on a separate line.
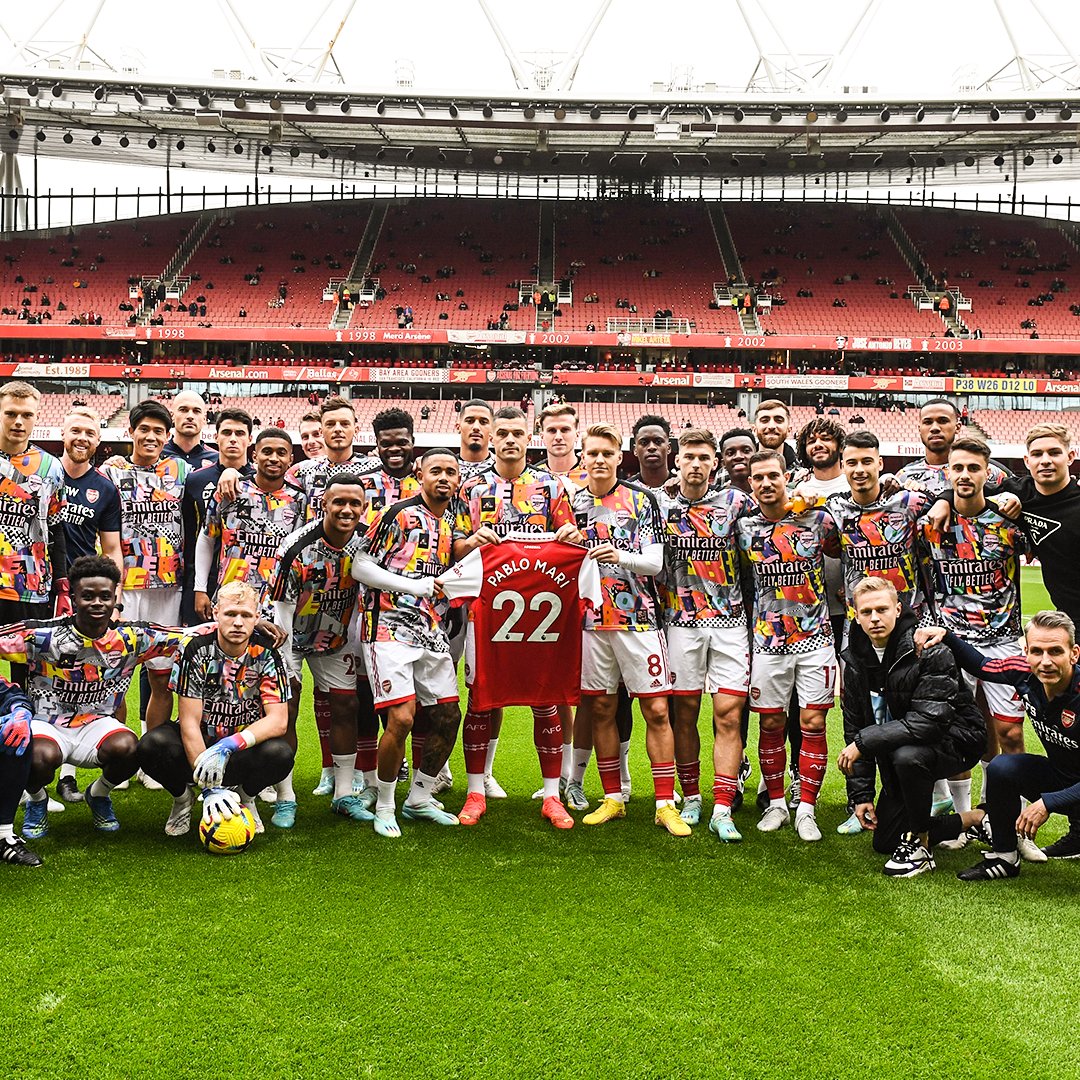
[463, 707, 490, 795]
[533, 705, 562, 798]
[758, 725, 787, 803]
[676, 759, 701, 798]
[713, 773, 739, 811]
[314, 691, 332, 769]
[651, 760, 676, 806]
[797, 727, 828, 807]
[596, 755, 622, 800]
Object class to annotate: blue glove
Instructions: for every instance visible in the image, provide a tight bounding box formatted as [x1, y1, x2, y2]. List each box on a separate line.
[0, 707, 32, 756]
[192, 734, 246, 789]
[201, 787, 242, 825]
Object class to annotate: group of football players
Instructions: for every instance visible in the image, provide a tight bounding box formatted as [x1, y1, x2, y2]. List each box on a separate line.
[1, 379, 1079, 882]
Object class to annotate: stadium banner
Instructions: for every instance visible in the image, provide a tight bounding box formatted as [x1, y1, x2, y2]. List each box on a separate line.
[368, 366, 450, 383]
[766, 373, 850, 390]
[691, 372, 739, 388]
[953, 376, 1039, 394]
[4, 323, 1080, 357]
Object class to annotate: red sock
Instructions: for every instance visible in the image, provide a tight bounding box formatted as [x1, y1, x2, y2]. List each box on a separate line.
[596, 755, 622, 796]
[651, 760, 676, 802]
[676, 759, 700, 798]
[797, 727, 828, 807]
[412, 709, 431, 771]
[532, 705, 562, 779]
[463, 707, 491, 777]
[713, 773, 739, 810]
[354, 737, 378, 773]
[758, 725, 787, 800]
[314, 690, 332, 769]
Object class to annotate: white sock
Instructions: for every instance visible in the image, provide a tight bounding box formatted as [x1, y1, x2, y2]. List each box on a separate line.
[275, 769, 296, 802]
[363, 768, 377, 789]
[60, 764, 77, 781]
[619, 739, 632, 785]
[484, 737, 499, 777]
[769, 797, 787, 811]
[948, 778, 972, 814]
[88, 777, 115, 799]
[570, 749, 591, 785]
[376, 777, 397, 813]
[795, 801, 815, 820]
[406, 770, 439, 806]
[933, 778, 949, 802]
[0, 824, 14, 842]
[561, 743, 573, 781]
[993, 849, 1020, 865]
[466, 772, 486, 796]
[331, 754, 355, 800]
[757, 774, 768, 795]
[28, 788, 47, 803]
[542, 775, 560, 798]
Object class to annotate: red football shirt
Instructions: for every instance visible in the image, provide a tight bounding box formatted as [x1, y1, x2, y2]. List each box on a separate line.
[439, 538, 601, 710]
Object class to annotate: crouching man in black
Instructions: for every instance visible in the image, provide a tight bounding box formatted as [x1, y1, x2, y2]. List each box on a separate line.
[838, 576, 986, 877]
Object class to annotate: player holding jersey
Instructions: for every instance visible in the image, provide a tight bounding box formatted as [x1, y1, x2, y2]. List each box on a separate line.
[0, 381, 69, 685]
[357, 449, 464, 838]
[451, 406, 581, 828]
[0, 556, 195, 840]
[100, 401, 190, 733]
[138, 580, 294, 838]
[660, 429, 751, 841]
[569, 424, 688, 837]
[918, 437, 1031, 814]
[270, 473, 433, 828]
[737, 449, 841, 842]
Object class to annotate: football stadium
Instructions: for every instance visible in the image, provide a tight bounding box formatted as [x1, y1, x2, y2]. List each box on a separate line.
[3, 3, 1080, 1077]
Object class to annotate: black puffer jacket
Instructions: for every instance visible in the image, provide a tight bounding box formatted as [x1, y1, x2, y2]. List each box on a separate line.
[840, 610, 986, 805]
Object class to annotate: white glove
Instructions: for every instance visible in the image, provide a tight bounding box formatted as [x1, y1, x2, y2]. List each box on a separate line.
[192, 734, 245, 789]
[201, 787, 242, 825]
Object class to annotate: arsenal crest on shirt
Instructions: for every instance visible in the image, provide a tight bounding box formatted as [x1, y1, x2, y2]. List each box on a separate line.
[86, 487, 99, 504]
[1062, 710, 1075, 729]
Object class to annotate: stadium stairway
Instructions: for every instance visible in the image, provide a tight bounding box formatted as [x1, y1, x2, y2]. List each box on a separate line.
[707, 203, 744, 282]
[335, 201, 388, 328]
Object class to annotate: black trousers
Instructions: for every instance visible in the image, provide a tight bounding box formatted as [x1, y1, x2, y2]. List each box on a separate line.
[985, 753, 1080, 854]
[871, 742, 979, 854]
[0, 748, 31, 828]
[137, 724, 294, 798]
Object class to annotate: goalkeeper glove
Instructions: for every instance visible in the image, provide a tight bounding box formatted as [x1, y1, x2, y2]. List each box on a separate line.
[201, 787, 242, 825]
[192, 732, 249, 790]
[0, 707, 32, 756]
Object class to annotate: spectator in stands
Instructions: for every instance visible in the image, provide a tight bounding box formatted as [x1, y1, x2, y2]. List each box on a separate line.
[453, 399, 462, 414]
[278, 281, 288, 301]
[420, 406, 431, 421]
[275, 418, 286, 429]
[238, 308, 247, 319]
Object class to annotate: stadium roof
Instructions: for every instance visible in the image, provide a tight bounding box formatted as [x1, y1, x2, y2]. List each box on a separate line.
[3, 1, 1080, 186]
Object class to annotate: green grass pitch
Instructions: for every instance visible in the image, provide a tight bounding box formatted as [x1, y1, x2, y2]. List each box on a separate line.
[3, 565, 1076, 1079]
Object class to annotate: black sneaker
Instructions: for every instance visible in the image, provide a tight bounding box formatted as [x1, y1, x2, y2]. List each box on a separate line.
[965, 815, 993, 847]
[957, 854, 1021, 881]
[0, 835, 43, 867]
[788, 770, 801, 808]
[397, 761, 410, 784]
[1042, 826, 1080, 860]
[884, 833, 936, 877]
[56, 775, 83, 803]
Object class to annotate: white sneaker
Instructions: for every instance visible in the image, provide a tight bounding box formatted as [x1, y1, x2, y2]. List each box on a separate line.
[1017, 835, 1048, 863]
[565, 781, 589, 811]
[138, 769, 163, 791]
[165, 789, 194, 836]
[757, 805, 790, 832]
[937, 832, 970, 851]
[258, 786, 277, 804]
[621, 779, 633, 802]
[794, 809, 822, 842]
[432, 765, 453, 795]
[47, 797, 65, 813]
[484, 773, 508, 799]
[312, 768, 334, 796]
[113, 778, 130, 791]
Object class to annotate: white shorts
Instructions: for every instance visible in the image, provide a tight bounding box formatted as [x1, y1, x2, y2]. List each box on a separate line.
[363, 641, 459, 709]
[962, 639, 1025, 723]
[31, 717, 130, 768]
[581, 630, 672, 698]
[667, 625, 750, 697]
[286, 649, 359, 693]
[120, 588, 181, 670]
[749, 645, 837, 713]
